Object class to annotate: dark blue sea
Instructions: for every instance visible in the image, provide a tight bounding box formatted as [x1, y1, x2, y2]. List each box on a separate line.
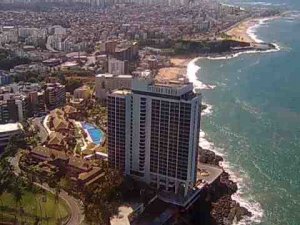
[190, 0, 300, 224]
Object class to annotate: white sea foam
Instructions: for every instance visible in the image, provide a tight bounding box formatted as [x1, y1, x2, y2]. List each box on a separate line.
[187, 53, 267, 225]
[247, 17, 274, 43]
[197, 19, 281, 61]
[199, 130, 264, 225]
[186, 58, 216, 90]
[206, 42, 281, 61]
[242, 1, 285, 6]
[247, 21, 264, 44]
[202, 103, 213, 116]
[185, 15, 285, 223]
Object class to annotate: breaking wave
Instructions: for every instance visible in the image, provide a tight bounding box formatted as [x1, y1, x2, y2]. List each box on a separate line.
[188, 58, 264, 224]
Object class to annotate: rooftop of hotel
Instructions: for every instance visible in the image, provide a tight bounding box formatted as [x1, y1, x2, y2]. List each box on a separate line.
[154, 78, 191, 88]
[118, 75, 132, 78]
[111, 89, 132, 96]
[96, 73, 114, 78]
[96, 73, 132, 79]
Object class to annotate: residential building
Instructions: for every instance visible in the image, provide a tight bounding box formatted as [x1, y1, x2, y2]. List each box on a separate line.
[29, 146, 105, 189]
[45, 83, 66, 110]
[112, 41, 138, 61]
[73, 85, 91, 100]
[107, 89, 132, 172]
[0, 96, 25, 124]
[0, 82, 64, 122]
[27, 90, 46, 116]
[108, 57, 129, 75]
[0, 123, 22, 148]
[0, 71, 12, 86]
[95, 74, 132, 101]
[107, 77, 202, 195]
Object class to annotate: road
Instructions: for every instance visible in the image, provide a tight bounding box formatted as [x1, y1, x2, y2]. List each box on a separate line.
[9, 152, 85, 225]
[34, 183, 84, 225]
[46, 35, 59, 52]
[32, 117, 48, 143]
[84, 55, 96, 69]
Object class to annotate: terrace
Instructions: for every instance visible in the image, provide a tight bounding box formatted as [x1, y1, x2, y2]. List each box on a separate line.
[158, 163, 223, 208]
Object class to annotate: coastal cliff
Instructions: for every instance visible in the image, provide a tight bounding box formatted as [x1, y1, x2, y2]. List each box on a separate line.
[173, 39, 276, 56]
[171, 148, 252, 225]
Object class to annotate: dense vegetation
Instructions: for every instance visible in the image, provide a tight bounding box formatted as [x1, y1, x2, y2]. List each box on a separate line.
[0, 126, 70, 225]
[174, 39, 251, 55]
[0, 49, 31, 70]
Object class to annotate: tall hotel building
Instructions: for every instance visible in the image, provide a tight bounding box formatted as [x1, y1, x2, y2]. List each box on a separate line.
[107, 77, 201, 195]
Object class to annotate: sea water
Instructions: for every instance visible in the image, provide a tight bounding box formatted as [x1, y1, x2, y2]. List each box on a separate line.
[189, 0, 300, 224]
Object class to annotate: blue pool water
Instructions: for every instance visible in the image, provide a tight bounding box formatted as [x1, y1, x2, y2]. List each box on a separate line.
[82, 123, 104, 145]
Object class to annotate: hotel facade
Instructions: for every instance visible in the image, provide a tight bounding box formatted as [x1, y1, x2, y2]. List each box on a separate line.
[108, 77, 201, 195]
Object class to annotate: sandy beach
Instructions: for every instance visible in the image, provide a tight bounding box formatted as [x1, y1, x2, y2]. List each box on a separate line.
[226, 16, 280, 44]
[226, 18, 260, 43]
[156, 15, 281, 81]
[156, 57, 192, 81]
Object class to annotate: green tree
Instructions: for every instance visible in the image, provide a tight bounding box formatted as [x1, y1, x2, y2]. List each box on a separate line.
[12, 178, 24, 222]
[65, 79, 83, 93]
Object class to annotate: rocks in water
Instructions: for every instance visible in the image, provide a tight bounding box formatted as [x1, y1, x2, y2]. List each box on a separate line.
[171, 147, 252, 225]
[212, 196, 252, 225]
[201, 104, 208, 112]
[220, 172, 238, 195]
[199, 147, 223, 166]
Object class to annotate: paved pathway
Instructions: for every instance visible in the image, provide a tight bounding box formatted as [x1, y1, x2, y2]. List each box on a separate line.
[34, 183, 84, 225]
[32, 117, 48, 143]
[9, 152, 85, 225]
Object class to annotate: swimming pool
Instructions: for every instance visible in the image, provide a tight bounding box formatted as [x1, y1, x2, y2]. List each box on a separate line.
[82, 123, 105, 145]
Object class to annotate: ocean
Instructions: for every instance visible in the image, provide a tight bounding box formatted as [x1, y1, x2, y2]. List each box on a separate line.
[188, 1, 300, 224]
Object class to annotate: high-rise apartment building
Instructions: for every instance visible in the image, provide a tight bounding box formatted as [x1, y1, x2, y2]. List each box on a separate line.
[0, 82, 65, 123]
[107, 77, 202, 195]
[0, 95, 25, 124]
[108, 57, 129, 75]
[107, 89, 132, 172]
[45, 83, 66, 110]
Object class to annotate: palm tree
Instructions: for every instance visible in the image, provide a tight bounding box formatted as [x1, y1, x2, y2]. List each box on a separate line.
[0, 184, 5, 223]
[12, 182, 23, 223]
[54, 184, 61, 203]
[0, 159, 15, 221]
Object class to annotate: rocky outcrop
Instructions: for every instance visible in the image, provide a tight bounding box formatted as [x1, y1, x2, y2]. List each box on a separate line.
[198, 149, 252, 225]
[177, 149, 251, 225]
[199, 147, 223, 166]
[211, 196, 251, 225]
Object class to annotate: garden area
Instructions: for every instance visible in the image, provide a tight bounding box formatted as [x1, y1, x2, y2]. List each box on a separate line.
[0, 190, 70, 225]
[0, 129, 71, 225]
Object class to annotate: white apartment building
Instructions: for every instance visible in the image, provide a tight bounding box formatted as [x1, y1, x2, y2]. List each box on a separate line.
[95, 74, 132, 101]
[108, 77, 202, 196]
[0, 123, 22, 148]
[108, 57, 128, 75]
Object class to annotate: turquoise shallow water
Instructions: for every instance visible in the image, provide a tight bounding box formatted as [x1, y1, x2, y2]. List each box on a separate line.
[196, 1, 300, 224]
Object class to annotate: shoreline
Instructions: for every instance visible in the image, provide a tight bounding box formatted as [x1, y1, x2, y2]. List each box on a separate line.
[157, 14, 282, 82]
[160, 56, 262, 224]
[156, 15, 283, 224]
[226, 15, 280, 44]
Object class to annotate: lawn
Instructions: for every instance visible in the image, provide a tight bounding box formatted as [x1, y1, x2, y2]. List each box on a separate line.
[0, 190, 70, 225]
